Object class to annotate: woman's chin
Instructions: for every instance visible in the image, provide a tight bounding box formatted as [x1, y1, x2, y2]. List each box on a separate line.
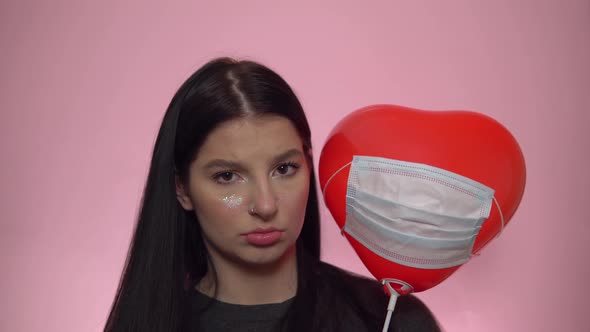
[236, 243, 296, 269]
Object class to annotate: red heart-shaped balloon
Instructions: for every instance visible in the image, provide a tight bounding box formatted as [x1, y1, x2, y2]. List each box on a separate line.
[319, 105, 526, 292]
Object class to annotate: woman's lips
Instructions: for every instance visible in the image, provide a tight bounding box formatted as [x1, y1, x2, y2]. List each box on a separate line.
[243, 228, 283, 246]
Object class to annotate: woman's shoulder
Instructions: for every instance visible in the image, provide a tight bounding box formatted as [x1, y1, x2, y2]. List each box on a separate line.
[313, 261, 442, 332]
[314, 261, 389, 311]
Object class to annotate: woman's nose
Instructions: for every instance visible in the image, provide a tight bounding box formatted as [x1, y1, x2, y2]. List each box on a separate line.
[248, 179, 278, 221]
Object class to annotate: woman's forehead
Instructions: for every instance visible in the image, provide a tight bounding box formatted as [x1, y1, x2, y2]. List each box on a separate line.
[194, 115, 304, 165]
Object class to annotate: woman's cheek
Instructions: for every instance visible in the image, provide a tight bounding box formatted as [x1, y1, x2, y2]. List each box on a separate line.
[279, 179, 310, 218]
[219, 193, 245, 210]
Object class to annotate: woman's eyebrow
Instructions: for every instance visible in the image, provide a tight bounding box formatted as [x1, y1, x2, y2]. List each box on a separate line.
[203, 148, 303, 171]
[203, 159, 244, 171]
[270, 148, 304, 165]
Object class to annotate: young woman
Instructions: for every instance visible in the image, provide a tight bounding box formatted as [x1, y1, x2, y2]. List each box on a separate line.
[104, 58, 441, 332]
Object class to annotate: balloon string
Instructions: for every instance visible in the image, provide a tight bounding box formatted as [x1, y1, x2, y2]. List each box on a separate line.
[382, 292, 398, 332]
[380, 279, 411, 332]
[321, 161, 352, 199]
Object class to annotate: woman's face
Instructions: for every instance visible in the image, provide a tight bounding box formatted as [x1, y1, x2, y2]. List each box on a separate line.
[177, 114, 310, 268]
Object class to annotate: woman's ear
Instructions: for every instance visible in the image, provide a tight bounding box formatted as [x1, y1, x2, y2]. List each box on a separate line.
[175, 176, 194, 211]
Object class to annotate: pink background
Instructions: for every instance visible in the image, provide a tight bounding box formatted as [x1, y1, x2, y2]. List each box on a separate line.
[1, 0, 588, 331]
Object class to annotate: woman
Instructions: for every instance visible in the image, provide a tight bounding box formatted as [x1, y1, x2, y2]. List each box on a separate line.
[105, 58, 441, 331]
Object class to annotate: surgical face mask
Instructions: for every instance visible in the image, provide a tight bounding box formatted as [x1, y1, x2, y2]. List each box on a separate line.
[326, 155, 501, 269]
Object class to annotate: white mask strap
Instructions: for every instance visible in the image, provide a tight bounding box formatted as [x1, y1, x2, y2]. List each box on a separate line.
[471, 196, 505, 258]
[322, 161, 353, 236]
[322, 161, 352, 198]
[493, 196, 505, 236]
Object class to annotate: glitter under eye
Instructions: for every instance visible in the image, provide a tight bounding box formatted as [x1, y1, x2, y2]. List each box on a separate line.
[221, 194, 243, 209]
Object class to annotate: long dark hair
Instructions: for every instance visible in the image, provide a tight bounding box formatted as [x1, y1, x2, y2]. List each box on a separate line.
[105, 57, 440, 332]
[104, 58, 320, 331]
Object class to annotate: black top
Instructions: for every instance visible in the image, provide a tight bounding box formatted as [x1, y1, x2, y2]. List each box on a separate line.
[182, 260, 441, 332]
[186, 290, 294, 332]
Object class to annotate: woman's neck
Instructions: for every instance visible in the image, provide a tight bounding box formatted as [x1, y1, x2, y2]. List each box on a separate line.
[197, 246, 298, 305]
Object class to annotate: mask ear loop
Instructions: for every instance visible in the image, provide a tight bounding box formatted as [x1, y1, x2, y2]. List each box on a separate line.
[471, 196, 505, 257]
[492, 196, 505, 236]
[321, 161, 352, 198]
[380, 279, 413, 332]
[321, 161, 352, 236]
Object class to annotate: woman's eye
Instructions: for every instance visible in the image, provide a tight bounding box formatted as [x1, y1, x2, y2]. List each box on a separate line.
[273, 162, 300, 177]
[214, 172, 237, 184]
